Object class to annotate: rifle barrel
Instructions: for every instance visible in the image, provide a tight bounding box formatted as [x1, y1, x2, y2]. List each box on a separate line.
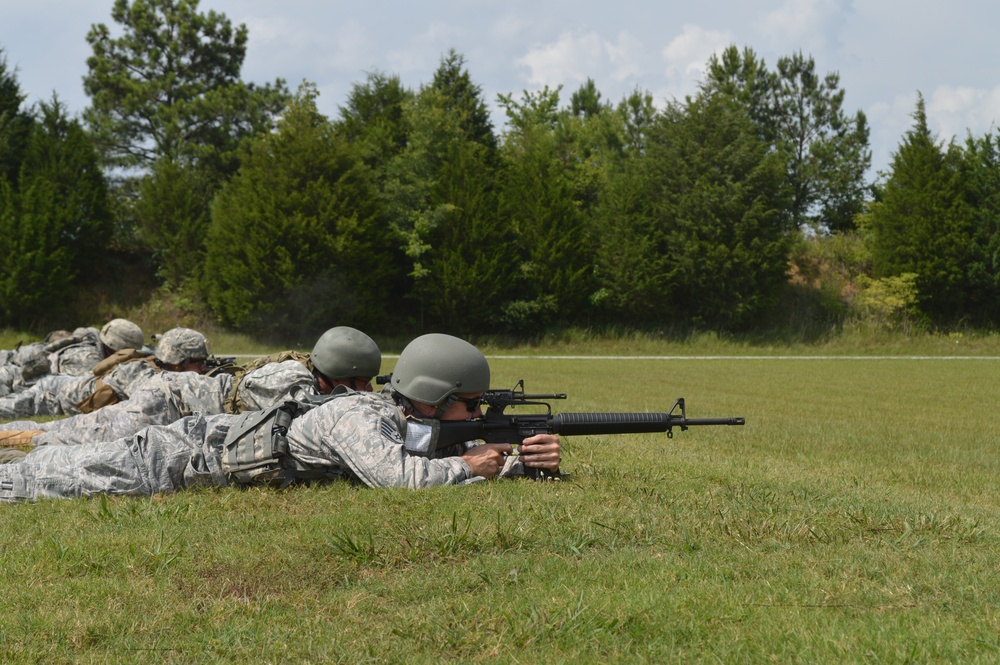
[552, 412, 744, 436]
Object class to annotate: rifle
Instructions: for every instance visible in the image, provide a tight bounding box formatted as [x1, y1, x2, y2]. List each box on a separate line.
[423, 380, 746, 479]
[205, 356, 238, 370]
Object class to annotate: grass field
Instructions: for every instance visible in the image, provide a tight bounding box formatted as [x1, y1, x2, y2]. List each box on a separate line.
[1, 348, 999, 662]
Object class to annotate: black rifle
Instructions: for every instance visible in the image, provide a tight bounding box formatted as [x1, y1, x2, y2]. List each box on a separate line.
[205, 356, 238, 370]
[431, 380, 745, 478]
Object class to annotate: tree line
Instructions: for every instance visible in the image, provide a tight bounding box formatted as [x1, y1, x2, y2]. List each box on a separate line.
[1, 0, 997, 340]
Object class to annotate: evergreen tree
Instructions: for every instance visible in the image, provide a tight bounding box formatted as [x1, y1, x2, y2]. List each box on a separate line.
[336, 70, 412, 169]
[83, 0, 290, 286]
[384, 52, 513, 332]
[0, 48, 32, 190]
[430, 49, 499, 159]
[617, 88, 657, 157]
[333, 70, 413, 307]
[962, 130, 1000, 323]
[203, 85, 389, 336]
[498, 86, 594, 329]
[83, 0, 289, 173]
[772, 52, 871, 233]
[866, 95, 974, 323]
[590, 152, 660, 320]
[702, 45, 775, 141]
[702, 46, 871, 233]
[0, 177, 74, 326]
[570, 78, 605, 118]
[132, 157, 214, 287]
[603, 93, 792, 330]
[0, 98, 111, 327]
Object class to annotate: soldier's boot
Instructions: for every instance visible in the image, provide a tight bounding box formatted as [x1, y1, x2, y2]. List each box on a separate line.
[0, 447, 28, 464]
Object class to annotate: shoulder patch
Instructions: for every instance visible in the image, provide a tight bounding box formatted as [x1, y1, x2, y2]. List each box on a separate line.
[380, 417, 404, 445]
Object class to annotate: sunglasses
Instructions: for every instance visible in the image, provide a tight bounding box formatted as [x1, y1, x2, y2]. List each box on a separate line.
[453, 396, 482, 413]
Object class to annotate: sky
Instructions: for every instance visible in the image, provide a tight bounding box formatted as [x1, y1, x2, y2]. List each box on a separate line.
[2, 0, 999, 179]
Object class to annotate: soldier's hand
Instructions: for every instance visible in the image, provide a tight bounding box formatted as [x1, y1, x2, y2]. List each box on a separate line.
[461, 443, 512, 478]
[518, 433, 561, 471]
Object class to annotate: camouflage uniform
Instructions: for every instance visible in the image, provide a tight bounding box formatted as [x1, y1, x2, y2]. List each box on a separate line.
[0, 391, 472, 502]
[23, 360, 318, 447]
[0, 326, 195, 423]
[0, 359, 159, 421]
[0, 348, 49, 398]
[0, 320, 145, 395]
[49, 327, 104, 376]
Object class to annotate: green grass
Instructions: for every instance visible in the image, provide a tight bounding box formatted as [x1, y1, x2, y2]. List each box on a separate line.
[2, 349, 999, 662]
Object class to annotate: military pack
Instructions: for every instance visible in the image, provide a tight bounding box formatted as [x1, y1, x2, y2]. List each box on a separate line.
[220, 393, 348, 488]
[223, 350, 313, 414]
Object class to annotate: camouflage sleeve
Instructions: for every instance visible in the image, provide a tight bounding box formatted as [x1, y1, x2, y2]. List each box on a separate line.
[0, 365, 18, 397]
[154, 372, 229, 416]
[52, 344, 103, 376]
[0, 374, 94, 420]
[236, 360, 318, 411]
[30, 372, 228, 447]
[102, 362, 160, 399]
[287, 393, 472, 489]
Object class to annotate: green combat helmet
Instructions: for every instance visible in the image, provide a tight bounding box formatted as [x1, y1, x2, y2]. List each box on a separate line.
[155, 328, 209, 366]
[310, 327, 382, 379]
[391, 333, 490, 417]
[99, 319, 145, 353]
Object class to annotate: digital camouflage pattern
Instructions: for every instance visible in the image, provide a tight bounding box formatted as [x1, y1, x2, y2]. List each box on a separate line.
[0, 391, 472, 502]
[0, 374, 99, 420]
[23, 360, 318, 447]
[0, 358, 160, 421]
[50, 327, 104, 376]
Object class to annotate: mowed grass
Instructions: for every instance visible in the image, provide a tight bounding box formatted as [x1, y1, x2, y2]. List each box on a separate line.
[1, 354, 999, 663]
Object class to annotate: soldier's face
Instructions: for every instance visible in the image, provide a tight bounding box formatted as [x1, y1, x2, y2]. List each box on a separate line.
[420, 392, 484, 421]
[182, 359, 208, 373]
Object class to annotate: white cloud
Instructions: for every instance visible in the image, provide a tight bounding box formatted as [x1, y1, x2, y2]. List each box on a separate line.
[515, 29, 644, 89]
[755, 0, 850, 52]
[605, 31, 645, 81]
[490, 13, 533, 43]
[240, 16, 373, 73]
[661, 24, 733, 81]
[385, 21, 466, 77]
[927, 85, 1000, 142]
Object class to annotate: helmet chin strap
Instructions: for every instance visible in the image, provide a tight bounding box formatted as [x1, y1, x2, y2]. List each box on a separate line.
[391, 386, 456, 420]
[431, 394, 460, 419]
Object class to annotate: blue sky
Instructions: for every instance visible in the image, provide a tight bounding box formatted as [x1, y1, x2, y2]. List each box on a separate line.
[3, 0, 999, 178]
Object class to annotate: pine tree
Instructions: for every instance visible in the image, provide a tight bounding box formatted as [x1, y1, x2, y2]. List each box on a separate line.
[497, 86, 594, 329]
[83, 0, 288, 173]
[0, 49, 32, 190]
[383, 52, 513, 332]
[203, 84, 389, 336]
[644, 93, 792, 329]
[0, 98, 111, 326]
[866, 95, 974, 323]
[702, 46, 871, 233]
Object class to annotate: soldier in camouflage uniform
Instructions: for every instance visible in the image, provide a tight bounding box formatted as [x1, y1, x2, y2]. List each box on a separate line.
[2, 327, 382, 449]
[384, 333, 561, 477]
[51, 319, 147, 377]
[0, 327, 205, 422]
[0, 320, 146, 397]
[0, 334, 545, 501]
